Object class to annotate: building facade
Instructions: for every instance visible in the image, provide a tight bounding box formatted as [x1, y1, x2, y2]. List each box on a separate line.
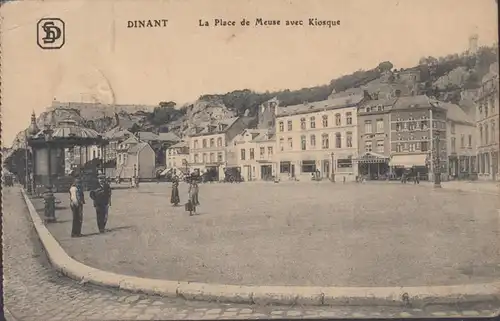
[226, 129, 276, 181]
[115, 135, 140, 178]
[389, 95, 448, 181]
[476, 63, 499, 181]
[122, 142, 156, 179]
[274, 95, 362, 182]
[166, 141, 189, 172]
[443, 102, 477, 180]
[188, 117, 253, 179]
[356, 98, 396, 179]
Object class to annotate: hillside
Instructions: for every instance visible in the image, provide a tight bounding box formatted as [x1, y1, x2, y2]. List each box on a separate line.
[8, 44, 498, 151]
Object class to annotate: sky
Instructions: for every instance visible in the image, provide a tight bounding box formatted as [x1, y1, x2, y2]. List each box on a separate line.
[1, 0, 498, 146]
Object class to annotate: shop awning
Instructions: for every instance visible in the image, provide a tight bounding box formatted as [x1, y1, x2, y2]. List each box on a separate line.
[353, 152, 389, 164]
[389, 154, 427, 168]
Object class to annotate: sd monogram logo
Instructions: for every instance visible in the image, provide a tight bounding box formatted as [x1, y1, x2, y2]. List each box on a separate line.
[37, 18, 65, 49]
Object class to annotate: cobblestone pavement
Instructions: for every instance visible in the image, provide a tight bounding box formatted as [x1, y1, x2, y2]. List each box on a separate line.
[3, 186, 500, 320]
[32, 181, 500, 287]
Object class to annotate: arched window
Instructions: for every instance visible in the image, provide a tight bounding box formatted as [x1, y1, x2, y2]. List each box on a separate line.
[335, 132, 342, 148]
[310, 134, 316, 147]
[479, 125, 483, 145]
[279, 121, 284, 132]
[301, 135, 306, 150]
[310, 117, 316, 129]
[210, 138, 215, 147]
[202, 139, 207, 148]
[335, 113, 341, 126]
[322, 115, 328, 127]
[300, 118, 306, 130]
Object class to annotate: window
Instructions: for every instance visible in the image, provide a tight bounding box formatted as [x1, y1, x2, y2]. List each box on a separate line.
[267, 147, 273, 155]
[93, 150, 96, 159]
[279, 121, 284, 132]
[468, 134, 472, 147]
[376, 119, 384, 133]
[193, 140, 198, 149]
[335, 133, 342, 148]
[396, 123, 401, 132]
[337, 158, 352, 169]
[301, 135, 306, 150]
[335, 113, 341, 126]
[260, 147, 265, 156]
[202, 153, 207, 163]
[460, 134, 465, 148]
[288, 137, 293, 149]
[322, 134, 329, 149]
[217, 137, 223, 147]
[250, 148, 255, 160]
[365, 120, 373, 133]
[287, 120, 293, 131]
[492, 121, 496, 143]
[300, 118, 306, 130]
[396, 143, 402, 152]
[194, 154, 199, 163]
[118, 154, 122, 164]
[322, 115, 328, 127]
[310, 117, 316, 128]
[365, 141, 372, 152]
[301, 160, 317, 173]
[240, 149, 246, 160]
[279, 138, 284, 151]
[451, 123, 455, 134]
[346, 132, 353, 148]
[409, 143, 415, 152]
[480, 125, 483, 145]
[485, 124, 489, 144]
[217, 152, 223, 162]
[210, 138, 215, 147]
[202, 139, 207, 148]
[420, 120, 428, 130]
[485, 104, 489, 117]
[209, 153, 215, 163]
[310, 134, 316, 147]
[376, 140, 384, 153]
[346, 112, 352, 125]
[280, 161, 291, 173]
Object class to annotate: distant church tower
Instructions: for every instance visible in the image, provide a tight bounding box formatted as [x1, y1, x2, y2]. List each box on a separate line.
[468, 34, 479, 55]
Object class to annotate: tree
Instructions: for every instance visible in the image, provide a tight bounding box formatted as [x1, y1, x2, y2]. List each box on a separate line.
[130, 123, 141, 134]
[377, 61, 393, 72]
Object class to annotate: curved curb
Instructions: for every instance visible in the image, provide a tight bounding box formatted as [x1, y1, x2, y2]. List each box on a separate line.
[21, 188, 500, 307]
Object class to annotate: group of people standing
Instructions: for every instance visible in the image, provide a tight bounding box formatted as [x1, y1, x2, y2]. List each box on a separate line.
[170, 173, 200, 216]
[69, 174, 112, 237]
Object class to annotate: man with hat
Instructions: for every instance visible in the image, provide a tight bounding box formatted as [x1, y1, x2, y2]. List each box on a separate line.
[69, 177, 85, 237]
[90, 174, 112, 233]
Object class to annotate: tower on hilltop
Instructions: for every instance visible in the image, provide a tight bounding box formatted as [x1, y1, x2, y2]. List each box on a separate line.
[468, 34, 479, 55]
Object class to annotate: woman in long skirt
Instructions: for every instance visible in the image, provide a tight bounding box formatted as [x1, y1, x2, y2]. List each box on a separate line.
[170, 176, 180, 206]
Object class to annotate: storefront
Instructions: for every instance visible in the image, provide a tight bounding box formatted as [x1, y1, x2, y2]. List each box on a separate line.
[389, 154, 429, 180]
[354, 152, 390, 180]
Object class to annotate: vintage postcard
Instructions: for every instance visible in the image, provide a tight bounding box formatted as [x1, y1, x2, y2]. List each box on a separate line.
[1, 0, 499, 319]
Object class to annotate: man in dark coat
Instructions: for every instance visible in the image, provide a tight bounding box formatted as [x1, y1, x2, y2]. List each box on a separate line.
[90, 174, 112, 233]
[69, 178, 85, 237]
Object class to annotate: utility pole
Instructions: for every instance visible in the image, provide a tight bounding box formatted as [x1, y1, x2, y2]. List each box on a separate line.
[331, 152, 335, 182]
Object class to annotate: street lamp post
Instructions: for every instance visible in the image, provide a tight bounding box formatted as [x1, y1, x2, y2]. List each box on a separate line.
[331, 152, 335, 183]
[433, 133, 442, 188]
[43, 126, 56, 223]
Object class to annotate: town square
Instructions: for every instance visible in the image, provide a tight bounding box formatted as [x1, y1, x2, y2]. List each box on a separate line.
[2, 0, 500, 319]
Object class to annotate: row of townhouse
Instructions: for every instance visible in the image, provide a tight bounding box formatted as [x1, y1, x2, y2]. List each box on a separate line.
[169, 91, 481, 182]
[475, 62, 499, 181]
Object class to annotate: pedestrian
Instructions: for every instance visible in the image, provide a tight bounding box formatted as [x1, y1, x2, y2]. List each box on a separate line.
[170, 175, 180, 206]
[69, 178, 85, 237]
[90, 174, 112, 233]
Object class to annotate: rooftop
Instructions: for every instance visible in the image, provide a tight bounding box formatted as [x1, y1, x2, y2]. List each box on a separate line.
[127, 142, 150, 155]
[277, 94, 365, 117]
[440, 102, 475, 125]
[391, 95, 443, 111]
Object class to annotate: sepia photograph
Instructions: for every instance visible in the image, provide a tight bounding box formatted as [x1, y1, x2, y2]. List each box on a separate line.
[1, 0, 499, 319]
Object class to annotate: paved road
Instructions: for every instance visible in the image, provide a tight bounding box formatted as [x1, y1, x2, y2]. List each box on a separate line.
[3, 186, 500, 320]
[33, 181, 500, 287]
